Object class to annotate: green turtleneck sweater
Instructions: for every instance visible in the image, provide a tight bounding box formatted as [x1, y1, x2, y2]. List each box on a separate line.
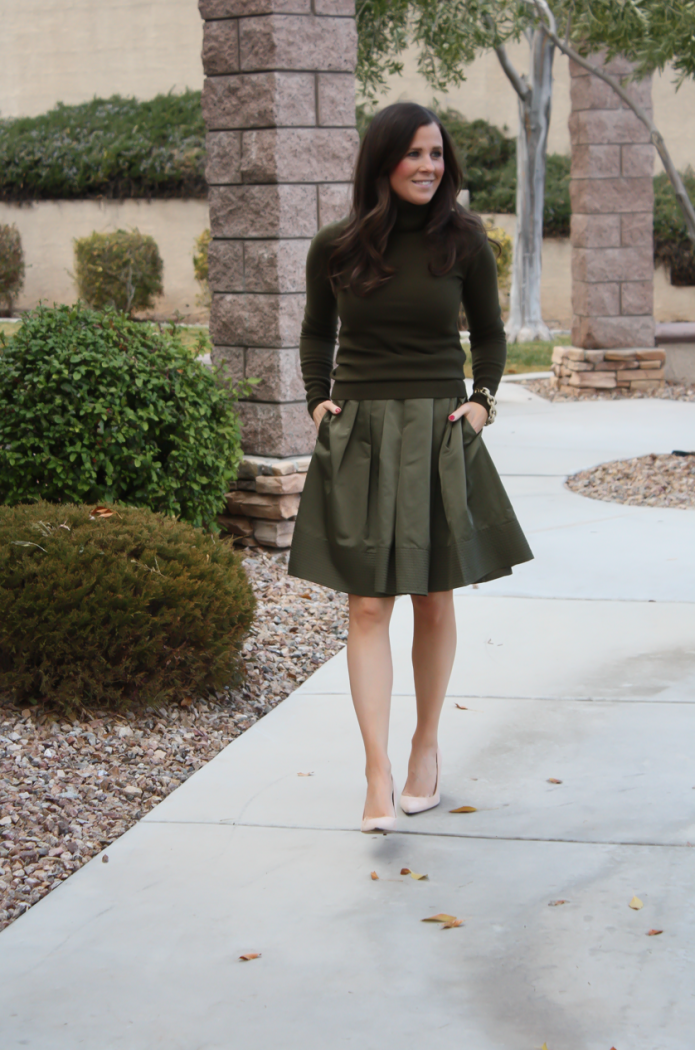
[299, 198, 507, 419]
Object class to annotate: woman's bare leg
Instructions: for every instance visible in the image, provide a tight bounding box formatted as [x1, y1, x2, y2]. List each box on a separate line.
[403, 590, 457, 797]
[347, 594, 396, 819]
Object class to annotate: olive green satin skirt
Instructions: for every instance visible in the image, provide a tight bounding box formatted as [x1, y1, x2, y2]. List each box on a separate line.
[288, 398, 533, 597]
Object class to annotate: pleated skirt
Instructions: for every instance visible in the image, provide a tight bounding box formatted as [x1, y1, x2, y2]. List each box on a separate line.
[288, 397, 533, 597]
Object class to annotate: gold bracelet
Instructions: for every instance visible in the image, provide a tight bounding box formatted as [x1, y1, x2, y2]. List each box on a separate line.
[472, 387, 497, 425]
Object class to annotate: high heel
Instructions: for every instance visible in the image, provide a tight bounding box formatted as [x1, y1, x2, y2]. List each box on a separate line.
[361, 776, 398, 833]
[400, 749, 442, 815]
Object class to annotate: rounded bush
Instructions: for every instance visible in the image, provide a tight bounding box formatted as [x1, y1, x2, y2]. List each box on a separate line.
[0, 502, 255, 712]
[0, 223, 25, 315]
[74, 228, 163, 315]
[0, 303, 244, 528]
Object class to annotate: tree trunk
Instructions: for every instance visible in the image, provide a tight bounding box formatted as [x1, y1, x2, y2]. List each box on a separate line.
[506, 29, 554, 343]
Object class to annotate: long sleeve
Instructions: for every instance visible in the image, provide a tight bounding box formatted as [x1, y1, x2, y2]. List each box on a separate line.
[299, 225, 340, 419]
[461, 239, 507, 408]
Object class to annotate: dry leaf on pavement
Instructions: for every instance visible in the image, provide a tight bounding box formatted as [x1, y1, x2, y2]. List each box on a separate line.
[629, 896, 644, 910]
[422, 913, 458, 924]
[547, 778, 562, 784]
[441, 919, 463, 929]
[239, 952, 261, 961]
[297, 772, 314, 777]
[400, 868, 428, 880]
[450, 805, 477, 813]
[548, 900, 569, 906]
[370, 871, 379, 880]
[646, 928, 663, 936]
[455, 704, 468, 710]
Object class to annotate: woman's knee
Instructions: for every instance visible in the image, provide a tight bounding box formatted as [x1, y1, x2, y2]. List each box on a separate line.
[411, 591, 453, 627]
[349, 595, 393, 630]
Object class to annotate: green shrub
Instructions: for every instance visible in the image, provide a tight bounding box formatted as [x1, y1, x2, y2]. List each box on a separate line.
[485, 223, 513, 291]
[74, 229, 164, 315]
[654, 167, 695, 285]
[0, 501, 255, 712]
[0, 92, 206, 202]
[193, 228, 211, 308]
[0, 223, 25, 315]
[0, 304, 246, 528]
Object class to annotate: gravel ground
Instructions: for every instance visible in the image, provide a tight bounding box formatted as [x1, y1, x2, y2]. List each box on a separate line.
[522, 378, 695, 403]
[567, 452, 695, 509]
[0, 548, 348, 932]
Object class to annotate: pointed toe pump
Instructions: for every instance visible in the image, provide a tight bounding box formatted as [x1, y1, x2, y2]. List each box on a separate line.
[361, 777, 398, 833]
[400, 749, 442, 815]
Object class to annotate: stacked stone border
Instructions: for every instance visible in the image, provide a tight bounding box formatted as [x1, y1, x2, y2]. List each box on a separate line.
[220, 453, 310, 547]
[551, 345, 665, 394]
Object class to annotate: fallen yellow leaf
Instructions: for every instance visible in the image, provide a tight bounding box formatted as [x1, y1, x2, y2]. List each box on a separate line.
[450, 805, 477, 813]
[441, 919, 464, 929]
[297, 772, 314, 777]
[541, 1044, 549, 1050]
[548, 899, 569, 906]
[547, 778, 563, 784]
[400, 867, 428, 880]
[646, 928, 663, 936]
[370, 871, 379, 880]
[629, 896, 644, 910]
[422, 913, 458, 923]
[455, 703, 468, 710]
[239, 952, 261, 961]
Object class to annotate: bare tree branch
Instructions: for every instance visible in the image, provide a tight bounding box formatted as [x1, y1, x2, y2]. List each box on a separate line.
[493, 42, 531, 100]
[528, 0, 695, 246]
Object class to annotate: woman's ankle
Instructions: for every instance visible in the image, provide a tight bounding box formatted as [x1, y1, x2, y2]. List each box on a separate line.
[410, 734, 438, 758]
[364, 758, 392, 781]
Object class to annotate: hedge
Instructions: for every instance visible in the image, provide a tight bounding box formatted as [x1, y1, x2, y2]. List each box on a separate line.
[0, 501, 255, 712]
[0, 91, 206, 202]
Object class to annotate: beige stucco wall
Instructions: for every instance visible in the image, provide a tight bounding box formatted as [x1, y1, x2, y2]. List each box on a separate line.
[377, 44, 695, 172]
[0, 199, 210, 321]
[0, 0, 203, 118]
[3, 201, 691, 324]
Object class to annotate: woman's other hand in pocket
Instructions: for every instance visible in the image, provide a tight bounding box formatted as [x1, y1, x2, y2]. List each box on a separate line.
[312, 400, 342, 432]
[448, 401, 488, 433]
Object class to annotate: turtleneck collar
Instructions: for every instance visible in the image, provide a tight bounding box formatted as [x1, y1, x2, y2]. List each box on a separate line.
[392, 195, 432, 232]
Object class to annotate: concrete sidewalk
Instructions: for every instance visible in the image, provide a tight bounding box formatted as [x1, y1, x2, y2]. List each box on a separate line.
[1, 393, 694, 1050]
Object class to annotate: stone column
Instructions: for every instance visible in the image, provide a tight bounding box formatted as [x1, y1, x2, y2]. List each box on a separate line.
[199, 0, 359, 460]
[569, 56, 655, 349]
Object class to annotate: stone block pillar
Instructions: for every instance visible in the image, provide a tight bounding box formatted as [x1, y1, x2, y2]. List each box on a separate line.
[199, 0, 359, 459]
[569, 56, 655, 349]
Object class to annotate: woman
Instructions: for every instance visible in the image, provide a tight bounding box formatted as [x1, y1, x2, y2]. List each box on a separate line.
[288, 103, 532, 832]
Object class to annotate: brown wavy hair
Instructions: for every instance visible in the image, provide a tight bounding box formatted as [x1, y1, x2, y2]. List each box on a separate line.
[328, 102, 487, 297]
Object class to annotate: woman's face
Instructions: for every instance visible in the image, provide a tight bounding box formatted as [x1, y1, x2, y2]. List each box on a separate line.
[389, 122, 445, 205]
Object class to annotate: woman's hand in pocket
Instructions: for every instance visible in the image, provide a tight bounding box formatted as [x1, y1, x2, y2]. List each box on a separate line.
[312, 400, 342, 432]
[448, 401, 488, 433]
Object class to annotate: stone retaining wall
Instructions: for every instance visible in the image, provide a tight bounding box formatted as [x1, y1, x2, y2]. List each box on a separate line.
[219, 452, 311, 547]
[551, 345, 665, 393]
